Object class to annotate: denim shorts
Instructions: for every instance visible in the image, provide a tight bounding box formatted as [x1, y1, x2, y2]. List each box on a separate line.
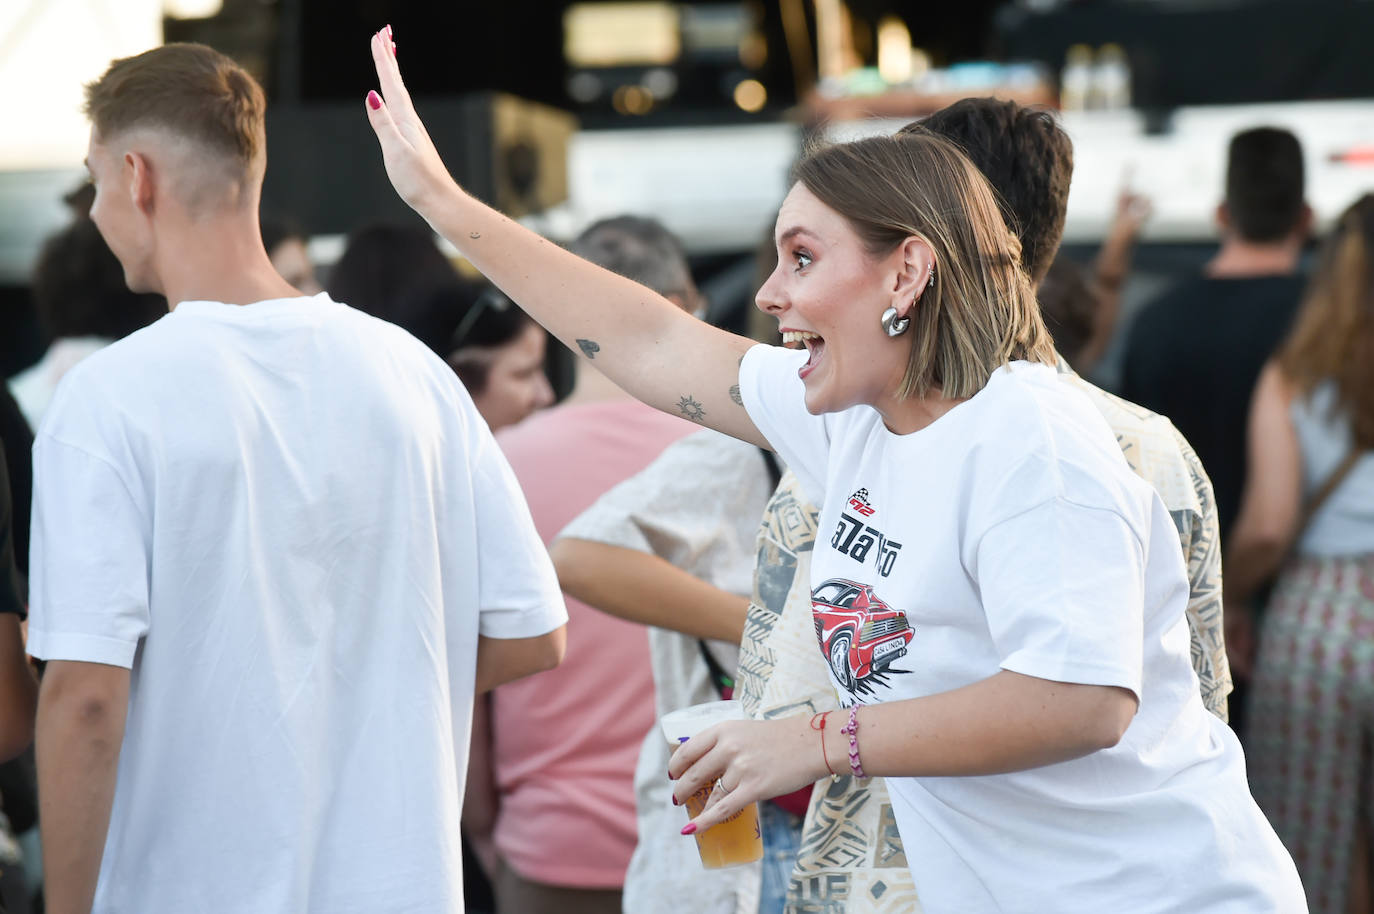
[758, 801, 803, 914]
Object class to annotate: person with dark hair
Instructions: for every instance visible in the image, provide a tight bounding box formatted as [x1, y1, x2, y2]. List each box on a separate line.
[436, 282, 554, 432]
[909, 98, 1072, 286]
[1225, 194, 1374, 914]
[1121, 126, 1310, 541]
[30, 42, 567, 914]
[259, 214, 321, 295]
[8, 218, 165, 429]
[466, 213, 701, 914]
[365, 34, 1301, 912]
[325, 222, 459, 327]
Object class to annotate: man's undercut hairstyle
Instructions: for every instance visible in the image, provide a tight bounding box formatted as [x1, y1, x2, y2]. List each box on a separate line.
[569, 215, 696, 302]
[84, 42, 266, 179]
[905, 98, 1073, 286]
[1225, 127, 1306, 243]
[794, 131, 1056, 401]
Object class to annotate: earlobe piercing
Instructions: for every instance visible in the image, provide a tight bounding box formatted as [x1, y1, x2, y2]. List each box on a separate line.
[880, 306, 910, 337]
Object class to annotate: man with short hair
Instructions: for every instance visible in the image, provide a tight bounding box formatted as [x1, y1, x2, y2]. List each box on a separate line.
[1121, 126, 1309, 541]
[781, 99, 1230, 914]
[30, 43, 566, 914]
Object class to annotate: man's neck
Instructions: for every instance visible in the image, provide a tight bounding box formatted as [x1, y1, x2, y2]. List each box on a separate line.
[155, 214, 300, 308]
[558, 363, 635, 408]
[1205, 238, 1302, 280]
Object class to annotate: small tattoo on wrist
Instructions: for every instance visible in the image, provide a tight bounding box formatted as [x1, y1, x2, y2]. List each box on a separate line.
[677, 395, 705, 422]
[469, 231, 481, 239]
[576, 339, 600, 359]
[729, 384, 742, 406]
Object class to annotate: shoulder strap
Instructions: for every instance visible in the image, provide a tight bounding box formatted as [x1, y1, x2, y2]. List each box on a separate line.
[759, 447, 782, 490]
[1296, 450, 1365, 537]
[697, 639, 734, 698]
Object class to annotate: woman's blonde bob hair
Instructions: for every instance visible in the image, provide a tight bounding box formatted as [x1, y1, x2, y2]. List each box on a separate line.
[793, 130, 1056, 400]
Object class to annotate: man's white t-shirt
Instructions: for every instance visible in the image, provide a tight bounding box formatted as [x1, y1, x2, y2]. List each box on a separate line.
[739, 346, 1305, 914]
[27, 294, 567, 914]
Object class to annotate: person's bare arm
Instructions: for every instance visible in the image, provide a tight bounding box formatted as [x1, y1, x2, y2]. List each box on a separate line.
[37, 659, 130, 914]
[550, 538, 748, 644]
[474, 625, 567, 694]
[0, 615, 37, 761]
[1226, 363, 1303, 600]
[363, 29, 765, 446]
[669, 670, 1136, 832]
[1081, 186, 1152, 373]
[1223, 362, 1302, 677]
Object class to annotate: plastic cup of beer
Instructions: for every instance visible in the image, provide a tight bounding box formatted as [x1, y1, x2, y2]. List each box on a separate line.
[661, 699, 764, 869]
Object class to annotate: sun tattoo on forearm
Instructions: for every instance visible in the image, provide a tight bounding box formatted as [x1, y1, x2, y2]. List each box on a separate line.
[677, 396, 706, 422]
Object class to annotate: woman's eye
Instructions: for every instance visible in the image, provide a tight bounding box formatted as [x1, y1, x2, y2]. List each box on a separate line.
[793, 250, 812, 270]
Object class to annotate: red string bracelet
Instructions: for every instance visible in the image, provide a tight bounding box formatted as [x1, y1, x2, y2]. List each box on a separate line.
[810, 711, 838, 778]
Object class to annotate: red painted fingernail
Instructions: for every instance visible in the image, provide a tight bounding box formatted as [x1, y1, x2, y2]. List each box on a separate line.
[671, 795, 679, 806]
[367, 90, 381, 110]
[681, 823, 697, 835]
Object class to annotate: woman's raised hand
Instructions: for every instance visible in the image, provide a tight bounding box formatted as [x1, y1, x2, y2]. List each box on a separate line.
[363, 26, 455, 214]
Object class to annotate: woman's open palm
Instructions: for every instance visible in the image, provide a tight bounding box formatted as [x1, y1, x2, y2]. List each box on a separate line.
[363, 27, 454, 213]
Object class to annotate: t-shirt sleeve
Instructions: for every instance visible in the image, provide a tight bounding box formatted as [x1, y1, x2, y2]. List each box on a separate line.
[973, 498, 1146, 698]
[466, 422, 568, 640]
[738, 344, 831, 505]
[26, 436, 151, 667]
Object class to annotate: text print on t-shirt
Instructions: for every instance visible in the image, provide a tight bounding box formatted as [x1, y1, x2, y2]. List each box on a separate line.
[832, 489, 902, 578]
[811, 577, 914, 700]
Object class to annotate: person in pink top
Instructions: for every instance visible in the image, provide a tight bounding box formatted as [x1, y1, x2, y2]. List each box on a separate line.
[468, 215, 702, 914]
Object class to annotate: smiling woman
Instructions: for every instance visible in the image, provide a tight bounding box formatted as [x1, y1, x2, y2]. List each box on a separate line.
[360, 24, 1305, 912]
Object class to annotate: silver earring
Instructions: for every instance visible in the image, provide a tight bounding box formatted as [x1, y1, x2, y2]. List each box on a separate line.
[880, 306, 910, 337]
[927, 267, 936, 290]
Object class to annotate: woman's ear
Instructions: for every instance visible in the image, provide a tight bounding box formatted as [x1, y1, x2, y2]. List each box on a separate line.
[891, 236, 936, 318]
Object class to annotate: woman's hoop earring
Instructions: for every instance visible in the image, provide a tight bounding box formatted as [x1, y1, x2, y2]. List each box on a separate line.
[880, 306, 910, 337]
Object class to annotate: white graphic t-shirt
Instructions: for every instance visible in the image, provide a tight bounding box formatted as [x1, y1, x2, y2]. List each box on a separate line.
[739, 345, 1305, 914]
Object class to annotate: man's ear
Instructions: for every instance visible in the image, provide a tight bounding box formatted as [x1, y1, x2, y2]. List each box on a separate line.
[126, 151, 155, 215]
[1215, 202, 1230, 236]
[891, 236, 936, 318]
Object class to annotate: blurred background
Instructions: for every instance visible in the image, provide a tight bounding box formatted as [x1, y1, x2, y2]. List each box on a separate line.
[2, 0, 1373, 391]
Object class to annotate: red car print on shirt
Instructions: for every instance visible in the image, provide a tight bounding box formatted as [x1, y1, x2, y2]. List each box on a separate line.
[811, 578, 914, 693]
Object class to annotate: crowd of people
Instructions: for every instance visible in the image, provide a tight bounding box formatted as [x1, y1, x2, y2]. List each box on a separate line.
[0, 28, 1369, 914]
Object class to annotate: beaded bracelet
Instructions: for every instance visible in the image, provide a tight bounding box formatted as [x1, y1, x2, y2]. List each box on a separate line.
[841, 705, 865, 778]
[810, 711, 838, 779]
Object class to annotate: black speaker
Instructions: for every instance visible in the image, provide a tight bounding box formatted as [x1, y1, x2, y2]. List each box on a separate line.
[261, 93, 577, 236]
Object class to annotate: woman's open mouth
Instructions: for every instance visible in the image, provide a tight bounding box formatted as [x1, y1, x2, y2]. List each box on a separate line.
[783, 330, 825, 380]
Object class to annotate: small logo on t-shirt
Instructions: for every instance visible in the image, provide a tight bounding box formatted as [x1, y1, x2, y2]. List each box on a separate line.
[847, 488, 876, 517]
[811, 578, 914, 699]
